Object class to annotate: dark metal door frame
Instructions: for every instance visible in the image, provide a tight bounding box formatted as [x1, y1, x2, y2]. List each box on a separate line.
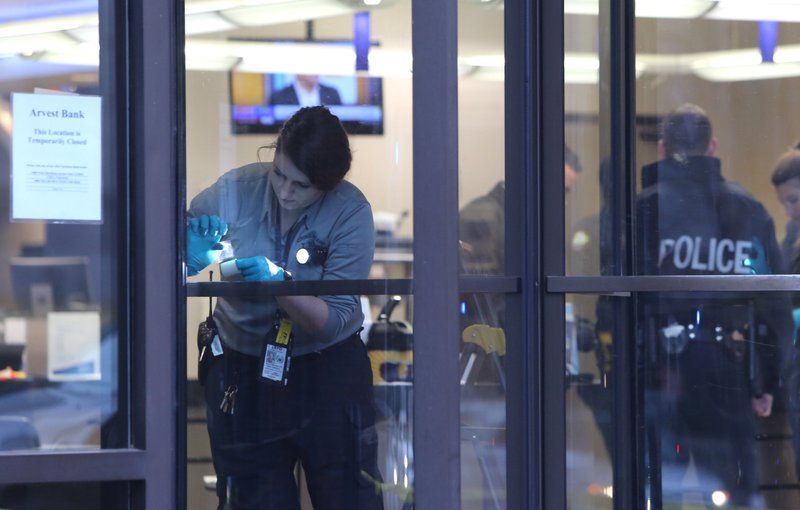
[0, 0, 183, 507]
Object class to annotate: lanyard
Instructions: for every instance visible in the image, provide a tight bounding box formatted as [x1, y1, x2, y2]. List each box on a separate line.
[272, 203, 303, 268]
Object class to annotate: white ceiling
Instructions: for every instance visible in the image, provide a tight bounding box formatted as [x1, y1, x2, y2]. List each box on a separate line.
[3, 0, 800, 86]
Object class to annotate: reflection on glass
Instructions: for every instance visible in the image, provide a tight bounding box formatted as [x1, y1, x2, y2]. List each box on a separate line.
[368, 295, 414, 510]
[634, 107, 799, 506]
[633, 6, 800, 504]
[458, 1, 505, 279]
[185, 0, 414, 505]
[566, 143, 598, 276]
[458, 1, 508, 508]
[0, 0, 121, 451]
[565, 7, 605, 278]
[771, 147, 800, 275]
[460, 182, 505, 277]
[459, 292, 507, 510]
[566, 293, 615, 510]
[186, 294, 417, 510]
[564, 3, 613, 506]
[635, 105, 783, 277]
[0, 481, 128, 509]
[638, 292, 795, 509]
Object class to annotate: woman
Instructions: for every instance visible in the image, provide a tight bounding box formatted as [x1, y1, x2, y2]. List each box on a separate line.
[773, 147, 800, 275]
[186, 106, 383, 510]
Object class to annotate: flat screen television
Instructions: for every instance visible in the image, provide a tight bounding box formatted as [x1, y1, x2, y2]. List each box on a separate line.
[230, 71, 384, 135]
[10, 256, 92, 316]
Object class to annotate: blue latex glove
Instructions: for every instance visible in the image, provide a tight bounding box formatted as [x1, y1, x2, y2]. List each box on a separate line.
[793, 309, 800, 346]
[235, 256, 285, 281]
[186, 214, 228, 276]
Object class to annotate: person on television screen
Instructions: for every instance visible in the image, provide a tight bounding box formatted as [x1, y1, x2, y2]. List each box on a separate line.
[269, 74, 342, 107]
[186, 106, 383, 509]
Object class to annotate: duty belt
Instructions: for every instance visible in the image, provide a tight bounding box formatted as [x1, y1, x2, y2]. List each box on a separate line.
[659, 322, 750, 358]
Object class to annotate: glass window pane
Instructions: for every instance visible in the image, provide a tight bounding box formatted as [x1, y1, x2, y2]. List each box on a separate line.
[0, 0, 124, 451]
[369, 294, 414, 510]
[634, 11, 800, 279]
[459, 2, 505, 278]
[184, 1, 413, 507]
[565, 2, 605, 277]
[459, 292, 507, 509]
[566, 293, 615, 510]
[458, 1, 508, 508]
[633, 9, 800, 505]
[639, 291, 796, 508]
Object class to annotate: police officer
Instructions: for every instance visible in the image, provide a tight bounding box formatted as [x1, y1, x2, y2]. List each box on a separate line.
[636, 104, 793, 507]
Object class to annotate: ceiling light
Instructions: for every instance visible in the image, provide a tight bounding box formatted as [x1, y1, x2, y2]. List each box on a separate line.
[185, 12, 238, 35]
[220, 0, 353, 27]
[693, 61, 800, 81]
[64, 26, 98, 44]
[0, 55, 92, 81]
[691, 47, 762, 69]
[564, 53, 600, 83]
[185, 38, 357, 74]
[460, 55, 504, 68]
[687, 46, 800, 81]
[184, 0, 247, 16]
[774, 44, 800, 63]
[710, 489, 729, 507]
[565, 0, 716, 18]
[459, 53, 640, 84]
[0, 32, 80, 55]
[0, 14, 97, 38]
[637, 0, 716, 18]
[706, 0, 800, 22]
[186, 54, 243, 71]
[336, 0, 397, 6]
[35, 44, 100, 67]
[564, 0, 599, 16]
[368, 50, 412, 77]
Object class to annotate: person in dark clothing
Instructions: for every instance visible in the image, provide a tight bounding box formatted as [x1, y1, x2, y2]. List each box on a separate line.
[458, 145, 583, 327]
[460, 145, 583, 277]
[188, 107, 382, 510]
[772, 147, 800, 277]
[570, 157, 616, 458]
[770, 147, 800, 479]
[636, 104, 794, 507]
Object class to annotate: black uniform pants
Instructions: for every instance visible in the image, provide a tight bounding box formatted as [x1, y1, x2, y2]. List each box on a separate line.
[204, 334, 385, 510]
[657, 341, 759, 507]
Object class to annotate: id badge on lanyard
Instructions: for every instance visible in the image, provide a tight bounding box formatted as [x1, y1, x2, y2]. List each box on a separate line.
[260, 312, 293, 386]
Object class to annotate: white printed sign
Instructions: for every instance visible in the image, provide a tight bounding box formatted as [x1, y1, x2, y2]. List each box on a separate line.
[47, 311, 101, 381]
[11, 92, 102, 222]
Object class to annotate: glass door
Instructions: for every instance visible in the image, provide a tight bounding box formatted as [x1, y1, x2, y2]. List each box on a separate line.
[555, 0, 800, 508]
[0, 0, 181, 507]
[181, 0, 525, 508]
[183, 2, 415, 508]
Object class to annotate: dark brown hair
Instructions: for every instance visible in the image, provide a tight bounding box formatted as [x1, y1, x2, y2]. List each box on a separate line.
[264, 106, 352, 191]
[660, 103, 713, 158]
[771, 148, 800, 187]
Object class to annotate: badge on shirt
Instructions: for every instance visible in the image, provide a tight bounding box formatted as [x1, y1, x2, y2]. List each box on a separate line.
[260, 314, 293, 386]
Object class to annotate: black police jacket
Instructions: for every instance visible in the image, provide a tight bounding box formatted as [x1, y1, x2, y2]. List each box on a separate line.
[635, 155, 793, 395]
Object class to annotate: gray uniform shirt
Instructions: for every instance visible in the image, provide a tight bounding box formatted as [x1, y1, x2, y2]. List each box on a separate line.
[189, 162, 375, 356]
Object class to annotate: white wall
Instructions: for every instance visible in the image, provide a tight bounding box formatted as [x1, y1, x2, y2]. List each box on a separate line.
[185, 74, 507, 242]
